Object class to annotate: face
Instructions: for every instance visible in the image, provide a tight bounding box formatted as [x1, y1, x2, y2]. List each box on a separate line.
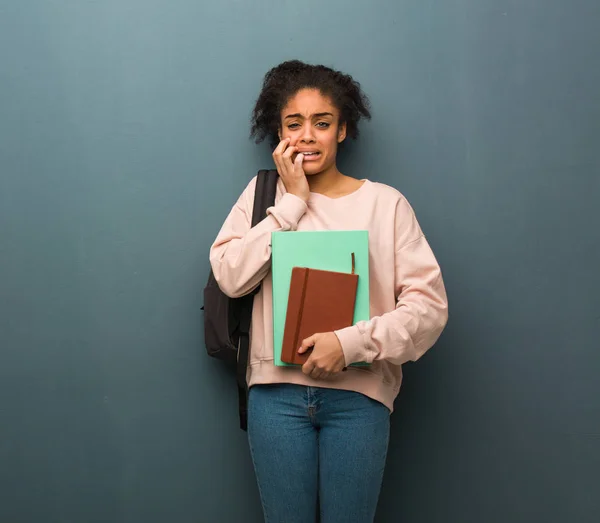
[278, 88, 347, 175]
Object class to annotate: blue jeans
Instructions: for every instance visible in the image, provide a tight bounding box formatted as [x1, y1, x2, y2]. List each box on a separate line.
[248, 384, 390, 523]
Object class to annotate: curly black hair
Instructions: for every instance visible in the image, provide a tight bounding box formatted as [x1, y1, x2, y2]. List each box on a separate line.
[250, 60, 371, 147]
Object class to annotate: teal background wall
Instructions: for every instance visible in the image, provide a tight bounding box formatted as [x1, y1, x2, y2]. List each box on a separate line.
[1, 1, 598, 521]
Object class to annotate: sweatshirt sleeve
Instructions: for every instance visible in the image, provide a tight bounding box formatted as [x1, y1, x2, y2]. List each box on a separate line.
[209, 177, 308, 298]
[335, 197, 448, 366]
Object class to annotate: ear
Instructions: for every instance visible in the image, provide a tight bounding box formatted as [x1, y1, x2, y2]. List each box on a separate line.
[337, 121, 347, 143]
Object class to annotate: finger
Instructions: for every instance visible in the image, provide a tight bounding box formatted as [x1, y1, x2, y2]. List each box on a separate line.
[281, 146, 298, 173]
[311, 369, 325, 380]
[294, 153, 304, 171]
[281, 145, 298, 174]
[273, 146, 291, 175]
[317, 369, 332, 380]
[272, 154, 284, 177]
[298, 334, 318, 354]
[272, 138, 290, 158]
[330, 361, 345, 374]
[302, 358, 315, 376]
[307, 360, 323, 380]
[303, 353, 327, 380]
[282, 144, 297, 160]
[272, 140, 288, 174]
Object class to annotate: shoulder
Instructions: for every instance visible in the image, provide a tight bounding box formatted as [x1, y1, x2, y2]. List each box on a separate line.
[233, 176, 257, 209]
[234, 171, 287, 211]
[367, 180, 404, 199]
[365, 180, 424, 244]
[245, 172, 286, 197]
[365, 180, 414, 213]
[244, 174, 259, 194]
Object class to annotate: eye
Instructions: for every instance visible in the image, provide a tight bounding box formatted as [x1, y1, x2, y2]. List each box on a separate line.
[287, 123, 300, 130]
[316, 122, 331, 128]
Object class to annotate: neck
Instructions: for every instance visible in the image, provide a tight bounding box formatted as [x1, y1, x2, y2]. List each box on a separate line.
[307, 164, 344, 194]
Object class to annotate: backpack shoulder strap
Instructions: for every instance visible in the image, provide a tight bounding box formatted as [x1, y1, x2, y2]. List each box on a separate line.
[237, 168, 279, 430]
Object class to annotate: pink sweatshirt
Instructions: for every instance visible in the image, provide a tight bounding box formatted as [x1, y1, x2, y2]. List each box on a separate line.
[210, 176, 448, 412]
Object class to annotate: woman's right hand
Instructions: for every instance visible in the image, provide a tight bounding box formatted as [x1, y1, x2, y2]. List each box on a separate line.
[272, 138, 310, 203]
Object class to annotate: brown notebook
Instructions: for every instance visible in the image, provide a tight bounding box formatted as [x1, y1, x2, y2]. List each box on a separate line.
[281, 255, 359, 365]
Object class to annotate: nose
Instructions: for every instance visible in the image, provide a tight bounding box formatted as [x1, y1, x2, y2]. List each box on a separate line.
[299, 122, 316, 143]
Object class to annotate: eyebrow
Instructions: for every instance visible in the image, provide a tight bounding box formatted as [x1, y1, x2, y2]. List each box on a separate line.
[284, 112, 334, 120]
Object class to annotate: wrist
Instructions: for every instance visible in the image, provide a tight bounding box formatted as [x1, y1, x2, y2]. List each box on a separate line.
[288, 187, 309, 203]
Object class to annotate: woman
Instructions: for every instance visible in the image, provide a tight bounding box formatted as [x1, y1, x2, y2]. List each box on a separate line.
[210, 60, 448, 523]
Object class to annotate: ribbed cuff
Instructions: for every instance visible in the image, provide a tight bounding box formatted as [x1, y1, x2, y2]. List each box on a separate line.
[266, 193, 308, 231]
[334, 325, 371, 366]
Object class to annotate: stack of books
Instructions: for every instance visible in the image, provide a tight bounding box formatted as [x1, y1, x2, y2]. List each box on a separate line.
[271, 230, 370, 366]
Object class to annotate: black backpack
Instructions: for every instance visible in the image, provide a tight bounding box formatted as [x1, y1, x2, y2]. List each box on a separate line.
[203, 169, 279, 430]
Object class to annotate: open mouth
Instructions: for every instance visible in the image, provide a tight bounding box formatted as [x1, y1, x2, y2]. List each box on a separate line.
[300, 152, 321, 161]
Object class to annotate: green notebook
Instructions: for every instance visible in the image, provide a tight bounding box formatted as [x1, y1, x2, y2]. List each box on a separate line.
[271, 230, 370, 366]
